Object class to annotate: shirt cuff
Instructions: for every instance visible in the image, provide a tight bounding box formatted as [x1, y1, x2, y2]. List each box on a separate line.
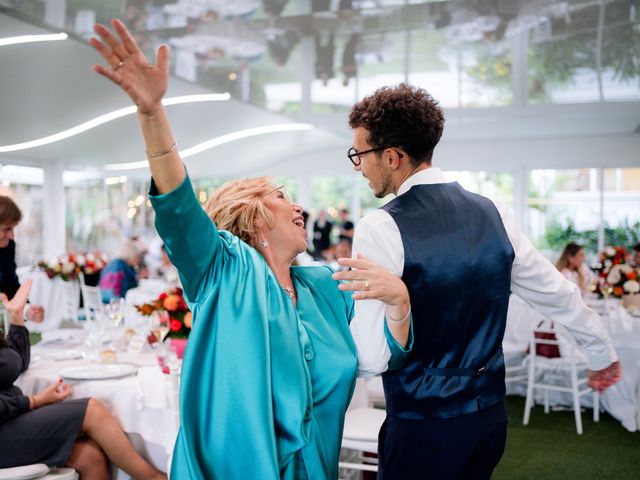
[19, 394, 30, 413]
[587, 348, 619, 371]
[148, 172, 191, 203]
[149, 172, 202, 225]
[384, 314, 414, 371]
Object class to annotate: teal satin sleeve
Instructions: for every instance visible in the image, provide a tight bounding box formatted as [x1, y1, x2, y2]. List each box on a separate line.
[149, 173, 221, 302]
[385, 315, 414, 371]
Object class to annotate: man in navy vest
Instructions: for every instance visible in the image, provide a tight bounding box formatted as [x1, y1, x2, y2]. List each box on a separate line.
[342, 84, 621, 479]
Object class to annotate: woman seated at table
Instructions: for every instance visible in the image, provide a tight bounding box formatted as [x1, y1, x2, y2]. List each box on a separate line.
[152, 244, 180, 285]
[90, 19, 412, 479]
[556, 243, 598, 296]
[99, 240, 144, 303]
[0, 281, 166, 479]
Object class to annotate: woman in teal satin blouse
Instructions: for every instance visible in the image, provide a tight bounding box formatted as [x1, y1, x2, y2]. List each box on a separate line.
[90, 19, 412, 479]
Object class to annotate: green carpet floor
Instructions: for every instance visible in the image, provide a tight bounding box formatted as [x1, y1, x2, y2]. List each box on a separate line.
[493, 396, 640, 480]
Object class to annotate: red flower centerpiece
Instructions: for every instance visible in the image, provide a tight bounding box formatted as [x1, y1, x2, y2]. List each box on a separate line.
[37, 254, 81, 281]
[135, 287, 191, 358]
[37, 252, 109, 283]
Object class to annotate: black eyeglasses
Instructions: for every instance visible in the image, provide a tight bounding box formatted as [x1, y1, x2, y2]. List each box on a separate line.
[347, 146, 388, 166]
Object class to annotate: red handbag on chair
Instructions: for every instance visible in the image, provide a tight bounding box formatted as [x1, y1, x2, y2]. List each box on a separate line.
[529, 321, 561, 358]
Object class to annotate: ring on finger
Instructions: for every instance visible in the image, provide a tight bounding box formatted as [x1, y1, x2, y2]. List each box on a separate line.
[112, 60, 125, 71]
[363, 280, 370, 291]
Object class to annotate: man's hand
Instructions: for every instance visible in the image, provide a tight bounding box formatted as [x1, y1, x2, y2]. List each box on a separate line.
[588, 361, 622, 393]
[26, 304, 45, 323]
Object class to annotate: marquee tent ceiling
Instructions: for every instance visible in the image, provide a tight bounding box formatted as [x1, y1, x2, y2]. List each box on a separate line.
[1, 2, 639, 179]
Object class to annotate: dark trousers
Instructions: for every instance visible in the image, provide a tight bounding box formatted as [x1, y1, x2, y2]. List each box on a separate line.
[378, 400, 507, 480]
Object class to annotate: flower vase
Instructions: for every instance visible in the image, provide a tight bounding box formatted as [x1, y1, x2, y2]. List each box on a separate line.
[622, 293, 640, 314]
[169, 338, 188, 359]
[83, 272, 101, 287]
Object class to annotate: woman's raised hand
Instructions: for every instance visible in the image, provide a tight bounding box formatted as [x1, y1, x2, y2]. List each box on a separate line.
[1, 279, 33, 326]
[90, 19, 168, 116]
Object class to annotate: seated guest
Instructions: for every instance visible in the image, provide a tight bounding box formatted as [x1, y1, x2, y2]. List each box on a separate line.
[0, 196, 44, 323]
[631, 243, 640, 268]
[98, 240, 143, 303]
[0, 281, 166, 479]
[556, 243, 598, 296]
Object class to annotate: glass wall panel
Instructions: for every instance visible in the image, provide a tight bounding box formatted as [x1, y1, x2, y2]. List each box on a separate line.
[528, 168, 640, 259]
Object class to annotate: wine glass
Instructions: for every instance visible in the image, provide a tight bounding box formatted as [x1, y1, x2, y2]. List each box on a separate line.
[148, 311, 170, 346]
[106, 298, 125, 329]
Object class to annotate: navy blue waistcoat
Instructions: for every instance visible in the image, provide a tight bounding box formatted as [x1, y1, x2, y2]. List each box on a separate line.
[381, 182, 514, 419]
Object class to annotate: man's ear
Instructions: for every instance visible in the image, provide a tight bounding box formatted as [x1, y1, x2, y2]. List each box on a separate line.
[386, 148, 405, 170]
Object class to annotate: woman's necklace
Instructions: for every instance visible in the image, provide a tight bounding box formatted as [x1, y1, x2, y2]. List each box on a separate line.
[283, 285, 295, 299]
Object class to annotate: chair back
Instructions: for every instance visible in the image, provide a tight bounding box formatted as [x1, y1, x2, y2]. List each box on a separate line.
[60, 280, 80, 322]
[79, 273, 103, 322]
[339, 408, 385, 475]
[529, 324, 582, 369]
[523, 322, 598, 434]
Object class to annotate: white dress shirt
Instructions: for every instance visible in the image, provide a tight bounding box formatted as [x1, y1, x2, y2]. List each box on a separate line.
[351, 167, 618, 377]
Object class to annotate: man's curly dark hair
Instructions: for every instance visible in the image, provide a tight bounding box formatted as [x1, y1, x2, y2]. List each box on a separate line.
[348, 83, 445, 166]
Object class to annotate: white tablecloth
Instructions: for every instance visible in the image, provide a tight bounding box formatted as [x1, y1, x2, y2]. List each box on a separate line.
[125, 279, 170, 308]
[504, 294, 640, 432]
[16, 334, 178, 476]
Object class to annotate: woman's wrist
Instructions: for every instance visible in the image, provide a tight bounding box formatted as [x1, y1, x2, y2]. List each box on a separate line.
[386, 307, 411, 323]
[385, 298, 411, 324]
[9, 310, 25, 326]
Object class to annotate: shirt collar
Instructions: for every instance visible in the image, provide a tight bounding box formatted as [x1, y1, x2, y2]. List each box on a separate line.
[397, 167, 450, 196]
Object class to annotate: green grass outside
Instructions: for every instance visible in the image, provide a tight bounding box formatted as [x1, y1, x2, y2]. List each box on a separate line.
[494, 396, 640, 480]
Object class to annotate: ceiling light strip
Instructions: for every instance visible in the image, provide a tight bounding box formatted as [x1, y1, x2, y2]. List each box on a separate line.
[0, 93, 230, 153]
[103, 123, 314, 171]
[0, 32, 68, 47]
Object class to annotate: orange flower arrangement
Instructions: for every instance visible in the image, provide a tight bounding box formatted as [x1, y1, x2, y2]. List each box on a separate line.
[135, 287, 191, 339]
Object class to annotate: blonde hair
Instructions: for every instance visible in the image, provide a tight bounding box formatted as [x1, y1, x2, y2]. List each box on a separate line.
[117, 241, 143, 265]
[204, 177, 276, 247]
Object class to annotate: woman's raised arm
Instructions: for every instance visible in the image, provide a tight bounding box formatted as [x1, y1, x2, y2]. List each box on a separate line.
[90, 19, 183, 193]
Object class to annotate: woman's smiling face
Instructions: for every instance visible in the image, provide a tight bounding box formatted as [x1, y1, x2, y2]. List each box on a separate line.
[261, 186, 307, 256]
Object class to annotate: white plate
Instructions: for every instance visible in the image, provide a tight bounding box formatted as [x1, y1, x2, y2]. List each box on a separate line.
[0, 464, 49, 480]
[59, 363, 137, 381]
[40, 349, 84, 361]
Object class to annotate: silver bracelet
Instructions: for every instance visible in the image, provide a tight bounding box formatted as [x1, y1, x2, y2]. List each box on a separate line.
[146, 141, 178, 158]
[387, 307, 411, 324]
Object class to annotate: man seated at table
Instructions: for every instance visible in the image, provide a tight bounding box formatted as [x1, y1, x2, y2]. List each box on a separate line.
[0, 196, 44, 324]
